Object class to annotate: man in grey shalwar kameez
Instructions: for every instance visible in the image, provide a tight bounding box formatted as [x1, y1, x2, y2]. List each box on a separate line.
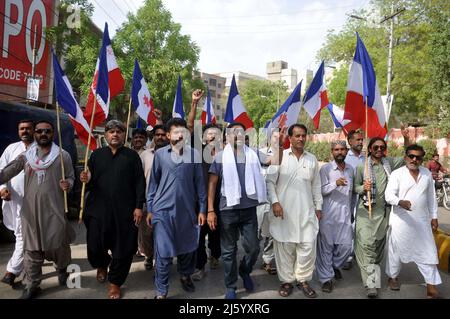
[147, 118, 207, 299]
[0, 120, 74, 299]
[316, 141, 354, 293]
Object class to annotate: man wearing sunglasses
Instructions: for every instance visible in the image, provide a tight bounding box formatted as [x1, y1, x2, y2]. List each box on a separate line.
[384, 144, 441, 298]
[0, 120, 75, 299]
[353, 136, 408, 298]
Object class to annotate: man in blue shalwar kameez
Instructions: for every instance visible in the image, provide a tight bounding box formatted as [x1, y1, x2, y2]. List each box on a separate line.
[147, 118, 207, 299]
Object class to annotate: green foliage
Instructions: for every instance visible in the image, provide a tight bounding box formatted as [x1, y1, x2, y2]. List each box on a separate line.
[240, 80, 290, 130]
[387, 141, 404, 158]
[417, 139, 437, 162]
[305, 142, 332, 162]
[113, 0, 203, 121]
[317, 0, 447, 128]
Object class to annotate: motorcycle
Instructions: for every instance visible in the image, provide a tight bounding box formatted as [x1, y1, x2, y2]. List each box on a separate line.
[436, 174, 450, 211]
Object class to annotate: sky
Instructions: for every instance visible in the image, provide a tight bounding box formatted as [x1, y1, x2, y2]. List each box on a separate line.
[90, 0, 370, 77]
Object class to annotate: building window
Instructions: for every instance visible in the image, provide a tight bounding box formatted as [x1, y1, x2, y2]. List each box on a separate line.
[210, 90, 216, 98]
[209, 78, 217, 87]
[218, 83, 222, 89]
[217, 94, 221, 99]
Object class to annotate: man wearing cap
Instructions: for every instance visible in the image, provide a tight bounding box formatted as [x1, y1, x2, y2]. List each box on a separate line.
[315, 141, 354, 293]
[80, 120, 146, 299]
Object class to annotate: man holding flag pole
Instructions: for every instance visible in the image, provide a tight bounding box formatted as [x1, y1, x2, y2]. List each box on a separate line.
[346, 33, 410, 298]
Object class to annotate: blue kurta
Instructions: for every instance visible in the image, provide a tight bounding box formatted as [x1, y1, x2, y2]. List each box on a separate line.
[147, 145, 207, 258]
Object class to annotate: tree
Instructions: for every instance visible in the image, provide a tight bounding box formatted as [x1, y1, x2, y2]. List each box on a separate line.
[113, 0, 204, 121]
[46, 0, 99, 103]
[239, 80, 290, 130]
[317, 0, 440, 128]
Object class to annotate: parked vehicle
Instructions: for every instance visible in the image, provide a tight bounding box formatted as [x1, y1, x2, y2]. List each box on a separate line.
[436, 174, 450, 211]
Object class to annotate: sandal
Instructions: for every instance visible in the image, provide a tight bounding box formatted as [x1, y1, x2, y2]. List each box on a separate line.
[108, 283, 121, 299]
[278, 283, 293, 297]
[297, 281, 317, 298]
[262, 263, 277, 275]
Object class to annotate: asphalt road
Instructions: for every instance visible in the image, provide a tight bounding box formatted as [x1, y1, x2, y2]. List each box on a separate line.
[0, 208, 448, 299]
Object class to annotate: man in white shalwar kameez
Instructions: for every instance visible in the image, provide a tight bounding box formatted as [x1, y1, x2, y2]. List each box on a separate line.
[0, 120, 34, 286]
[385, 144, 442, 299]
[267, 124, 322, 298]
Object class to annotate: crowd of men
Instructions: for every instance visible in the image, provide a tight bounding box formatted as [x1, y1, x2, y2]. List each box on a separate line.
[0, 90, 445, 299]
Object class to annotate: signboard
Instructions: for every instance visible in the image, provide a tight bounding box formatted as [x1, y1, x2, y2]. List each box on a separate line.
[0, 0, 53, 88]
[27, 77, 40, 100]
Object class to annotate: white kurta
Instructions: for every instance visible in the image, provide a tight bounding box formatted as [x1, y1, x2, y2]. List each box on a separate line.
[385, 166, 439, 265]
[266, 149, 323, 243]
[0, 141, 27, 230]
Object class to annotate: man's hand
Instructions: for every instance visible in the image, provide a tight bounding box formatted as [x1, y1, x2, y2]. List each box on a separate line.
[316, 210, 322, 221]
[80, 170, 90, 183]
[0, 188, 11, 201]
[146, 212, 153, 228]
[192, 89, 204, 105]
[400, 123, 411, 144]
[134, 208, 143, 226]
[272, 202, 284, 219]
[198, 213, 206, 226]
[398, 200, 412, 211]
[59, 180, 70, 192]
[363, 180, 372, 192]
[431, 219, 438, 232]
[207, 211, 218, 231]
[336, 177, 348, 187]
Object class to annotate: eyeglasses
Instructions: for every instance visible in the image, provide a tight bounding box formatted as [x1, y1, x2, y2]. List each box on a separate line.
[35, 129, 53, 134]
[407, 154, 424, 161]
[372, 145, 386, 151]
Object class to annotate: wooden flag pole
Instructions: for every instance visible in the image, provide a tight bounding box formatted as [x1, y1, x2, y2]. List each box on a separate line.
[364, 98, 373, 219]
[125, 97, 132, 147]
[79, 94, 98, 223]
[55, 102, 68, 213]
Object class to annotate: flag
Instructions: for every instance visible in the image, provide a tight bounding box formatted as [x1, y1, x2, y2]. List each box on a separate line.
[201, 90, 216, 125]
[131, 59, 157, 129]
[52, 51, 97, 150]
[266, 81, 302, 131]
[344, 33, 387, 138]
[84, 23, 124, 126]
[303, 61, 329, 129]
[327, 104, 351, 131]
[224, 75, 253, 129]
[172, 75, 185, 119]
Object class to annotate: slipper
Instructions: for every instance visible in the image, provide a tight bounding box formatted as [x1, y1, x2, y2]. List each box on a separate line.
[297, 282, 317, 298]
[278, 283, 293, 297]
[262, 263, 277, 275]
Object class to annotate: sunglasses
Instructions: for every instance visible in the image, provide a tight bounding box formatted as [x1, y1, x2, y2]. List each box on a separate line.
[35, 129, 53, 134]
[407, 154, 424, 161]
[372, 145, 386, 151]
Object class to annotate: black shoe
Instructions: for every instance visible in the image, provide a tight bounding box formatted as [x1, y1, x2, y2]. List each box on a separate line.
[180, 276, 195, 293]
[334, 268, 343, 280]
[20, 287, 41, 299]
[58, 269, 69, 286]
[1, 272, 16, 286]
[322, 280, 333, 293]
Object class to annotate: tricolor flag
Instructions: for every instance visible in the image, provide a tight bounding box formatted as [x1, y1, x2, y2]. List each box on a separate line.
[303, 61, 329, 129]
[52, 51, 97, 150]
[172, 75, 185, 119]
[327, 104, 350, 132]
[131, 59, 157, 129]
[201, 90, 216, 125]
[266, 81, 302, 131]
[84, 23, 125, 126]
[224, 75, 253, 129]
[344, 33, 387, 138]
